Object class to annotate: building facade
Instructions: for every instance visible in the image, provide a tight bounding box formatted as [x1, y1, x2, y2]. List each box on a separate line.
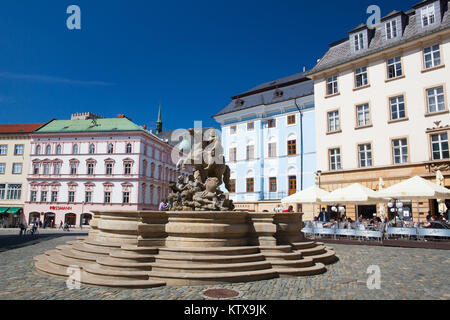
[0, 123, 45, 227]
[307, 0, 450, 220]
[24, 113, 183, 227]
[213, 73, 316, 209]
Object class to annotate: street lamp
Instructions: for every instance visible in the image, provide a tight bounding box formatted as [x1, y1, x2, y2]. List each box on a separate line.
[315, 170, 322, 188]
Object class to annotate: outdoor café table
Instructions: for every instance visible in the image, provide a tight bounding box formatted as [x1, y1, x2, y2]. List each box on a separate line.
[355, 230, 382, 242]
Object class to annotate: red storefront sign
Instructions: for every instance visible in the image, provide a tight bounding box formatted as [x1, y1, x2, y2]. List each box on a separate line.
[49, 206, 73, 211]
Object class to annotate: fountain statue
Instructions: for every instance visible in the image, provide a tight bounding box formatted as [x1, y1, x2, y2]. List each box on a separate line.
[173, 129, 234, 211]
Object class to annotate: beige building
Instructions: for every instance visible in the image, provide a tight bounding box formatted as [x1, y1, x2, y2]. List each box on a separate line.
[306, 0, 450, 221]
[0, 123, 45, 227]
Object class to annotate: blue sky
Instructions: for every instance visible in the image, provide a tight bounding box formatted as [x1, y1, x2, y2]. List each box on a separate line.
[0, 0, 414, 131]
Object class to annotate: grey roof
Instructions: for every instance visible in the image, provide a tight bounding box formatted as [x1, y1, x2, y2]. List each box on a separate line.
[307, 1, 450, 76]
[381, 10, 403, 22]
[214, 73, 313, 118]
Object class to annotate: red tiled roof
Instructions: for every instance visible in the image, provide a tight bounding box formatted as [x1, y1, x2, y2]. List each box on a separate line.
[0, 123, 45, 134]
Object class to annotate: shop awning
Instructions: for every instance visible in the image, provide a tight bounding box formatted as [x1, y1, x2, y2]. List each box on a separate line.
[6, 207, 22, 215]
[0, 207, 9, 214]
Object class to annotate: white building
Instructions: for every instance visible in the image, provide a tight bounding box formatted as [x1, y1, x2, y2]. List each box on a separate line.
[306, 0, 450, 220]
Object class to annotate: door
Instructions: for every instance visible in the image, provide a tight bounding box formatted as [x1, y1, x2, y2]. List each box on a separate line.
[288, 176, 297, 196]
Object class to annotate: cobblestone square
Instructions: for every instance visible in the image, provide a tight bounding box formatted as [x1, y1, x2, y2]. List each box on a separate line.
[0, 231, 449, 300]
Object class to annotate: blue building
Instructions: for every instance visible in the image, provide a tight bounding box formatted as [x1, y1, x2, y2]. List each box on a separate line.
[213, 72, 316, 204]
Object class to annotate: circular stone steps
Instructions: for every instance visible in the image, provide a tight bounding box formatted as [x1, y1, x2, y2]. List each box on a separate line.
[120, 245, 158, 255]
[109, 251, 156, 262]
[308, 249, 338, 264]
[263, 251, 303, 261]
[47, 252, 94, 270]
[84, 239, 122, 249]
[291, 241, 317, 249]
[70, 242, 114, 256]
[96, 257, 154, 271]
[275, 262, 326, 277]
[158, 246, 260, 257]
[79, 271, 165, 288]
[57, 248, 99, 262]
[83, 264, 150, 281]
[269, 257, 314, 269]
[154, 253, 265, 265]
[149, 260, 272, 274]
[295, 245, 326, 256]
[258, 245, 292, 253]
[148, 269, 277, 286]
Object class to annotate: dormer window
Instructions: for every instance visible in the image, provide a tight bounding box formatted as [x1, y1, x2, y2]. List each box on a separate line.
[235, 99, 244, 107]
[274, 89, 283, 98]
[385, 20, 398, 40]
[421, 4, 436, 27]
[354, 33, 364, 51]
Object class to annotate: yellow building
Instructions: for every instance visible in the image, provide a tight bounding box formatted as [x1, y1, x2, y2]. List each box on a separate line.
[0, 123, 45, 227]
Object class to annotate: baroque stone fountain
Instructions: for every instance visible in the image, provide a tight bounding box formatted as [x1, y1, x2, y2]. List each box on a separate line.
[34, 129, 337, 287]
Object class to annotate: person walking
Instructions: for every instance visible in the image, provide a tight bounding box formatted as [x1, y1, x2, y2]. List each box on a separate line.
[318, 208, 329, 222]
[59, 221, 63, 229]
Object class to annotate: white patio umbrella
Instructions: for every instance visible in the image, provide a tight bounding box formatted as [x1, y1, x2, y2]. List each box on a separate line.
[281, 185, 330, 218]
[377, 175, 450, 222]
[436, 170, 447, 214]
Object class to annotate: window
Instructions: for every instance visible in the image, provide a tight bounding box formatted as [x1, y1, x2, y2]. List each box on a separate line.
[358, 144, 373, 167]
[124, 163, 132, 174]
[123, 192, 130, 204]
[356, 104, 371, 127]
[246, 145, 254, 160]
[288, 176, 297, 195]
[68, 191, 75, 203]
[326, 76, 338, 95]
[14, 145, 24, 155]
[104, 192, 111, 203]
[54, 163, 61, 175]
[246, 178, 254, 193]
[229, 179, 236, 193]
[0, 163, 5, 174]
[43, 163, 50, 175]
[268, 143, 277, 157]
[72, 144, 78, 154]
[327, 110, 340, 132]
[56, 144, 62, 155]
[392, 138, 408, 164]
[329, 148, 341, 170]
[421, 4, 435, 27]
[85, 191, 92, 203]
[30, 191, 37, 202]
[247, 122, 254, 131]
[70, 163, 77, 175]
[387, 57, 402, 79]
[385, 20, 397, 40]
[106, 163, 113, 175]
[266, 119, 276, 128]
[51, 191, 58, 202]
[40, 191, 47, 202]
[0, 145, 7, 155]
[389, 95, 406, 120]
[12, 163, 22, 174]
[87, 163, 94, 175]
[426, 86, 446, 113]
[431, 133, 449, 160]
[354, 33, 364, 51]
[423, 45, 441, 69]
[287, 139, 297, 156]
[89, 144, 95, 154]
[355, 67, 368, 88]
[45, 145, 51, 155]
[126, 143, 132, 154]
[230, 126, 237, 134]
[269, 177, 277, 192]
[33, 164, 39, 175]
[108, 143, 114, 154]
[287, 115, 296, 125]
[0, 184, 5, 200]
[35, 145, 41, 155]
[229, 148, 237, 162]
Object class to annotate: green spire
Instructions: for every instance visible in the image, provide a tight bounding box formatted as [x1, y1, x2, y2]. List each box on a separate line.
[156, 100, 162, 134]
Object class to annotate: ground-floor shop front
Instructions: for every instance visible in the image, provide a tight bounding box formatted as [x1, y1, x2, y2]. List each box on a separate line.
[23, 203, 144, 227]
[0, 206, 24, 228]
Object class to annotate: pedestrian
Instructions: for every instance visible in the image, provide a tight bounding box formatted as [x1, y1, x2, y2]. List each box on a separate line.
[282, 205, 294, 213]
[59, 221, 63, 229]
[159, 199, 168, 211]
[318, 208, 329, 222]
[19, 222, 26, 235]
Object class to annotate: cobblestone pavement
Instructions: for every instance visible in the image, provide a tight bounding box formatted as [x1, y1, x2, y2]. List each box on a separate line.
[0, 233, 449, 300]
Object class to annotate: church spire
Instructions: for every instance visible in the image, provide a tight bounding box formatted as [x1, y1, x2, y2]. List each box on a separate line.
[156, 100, 163, 134]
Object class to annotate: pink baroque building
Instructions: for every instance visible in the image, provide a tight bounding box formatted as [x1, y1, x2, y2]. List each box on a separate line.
[24, 113, 186, 227]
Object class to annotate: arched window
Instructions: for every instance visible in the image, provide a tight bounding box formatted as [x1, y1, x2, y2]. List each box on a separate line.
[56, 144, 62, 155]
[36, 145, 41, 155]
[73, 144, 78, 154]
[126, 143, 132, 154]
[108, 143, 114, 154]
[89, 144, 95, 154]
[45, 145, 51, 155]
